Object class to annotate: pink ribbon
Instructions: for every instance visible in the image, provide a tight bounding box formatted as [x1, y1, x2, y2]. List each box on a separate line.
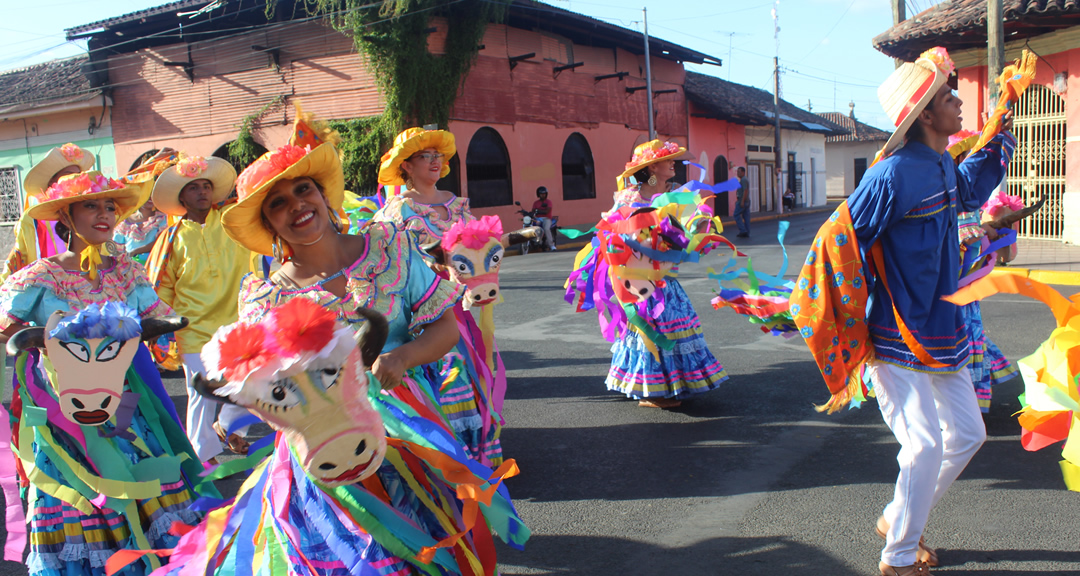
[0, 399, 26, 561]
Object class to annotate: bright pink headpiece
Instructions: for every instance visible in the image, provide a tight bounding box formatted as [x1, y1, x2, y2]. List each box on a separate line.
[444, 215, 503, 251]
[983, 190, 1024, 217]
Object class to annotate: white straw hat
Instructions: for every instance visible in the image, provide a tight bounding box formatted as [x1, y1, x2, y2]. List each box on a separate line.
[878, 47, 956, 158]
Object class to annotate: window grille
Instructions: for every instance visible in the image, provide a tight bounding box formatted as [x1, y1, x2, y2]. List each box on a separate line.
[1006, 84, 1066, 240]
[0, 167, 22, 224]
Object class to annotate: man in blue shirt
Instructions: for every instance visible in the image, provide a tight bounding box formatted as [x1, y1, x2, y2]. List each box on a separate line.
[848, 48, 1014, 576]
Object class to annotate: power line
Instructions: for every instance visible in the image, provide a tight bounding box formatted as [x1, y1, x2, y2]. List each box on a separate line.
[796, 0, 857, 64]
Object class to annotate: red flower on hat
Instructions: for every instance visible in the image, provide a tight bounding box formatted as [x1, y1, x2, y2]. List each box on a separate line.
[267, 298, 336, 356]
[269, 144, 310, 172]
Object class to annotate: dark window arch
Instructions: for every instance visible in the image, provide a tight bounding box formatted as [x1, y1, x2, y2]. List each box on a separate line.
[466, 128, 512, 207]
[673, 158, 687, 186]
[213, 140, 268, 176]
[436, 153, 461, 197]
[713, 155, 730, 216]
[130, 149, 161, 172]
[561, 133, 595, 200]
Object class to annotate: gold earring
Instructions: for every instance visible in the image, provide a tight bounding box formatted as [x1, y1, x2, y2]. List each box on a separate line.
[647, 174, 658, 186]
[405, 177, 414, 190]
[272, 235, 286, 262]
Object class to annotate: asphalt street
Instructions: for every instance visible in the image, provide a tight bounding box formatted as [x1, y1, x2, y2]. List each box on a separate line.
[2, 209, 1078, 575]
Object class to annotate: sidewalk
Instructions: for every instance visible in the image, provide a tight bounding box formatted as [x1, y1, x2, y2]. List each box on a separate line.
[991, 238, 1080, 286]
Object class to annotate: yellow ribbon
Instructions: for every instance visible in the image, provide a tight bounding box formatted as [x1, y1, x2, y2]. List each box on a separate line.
[78, 243, 104, 281]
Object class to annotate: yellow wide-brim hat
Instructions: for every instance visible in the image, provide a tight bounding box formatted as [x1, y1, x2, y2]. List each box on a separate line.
[222, 142, 345, 256]
[879, 47, 954, 159]
[617, 139, 688, 190]
[151, 156, 237, 217]
[26, 171, 151, 222]
[23, 144, 97, 198]
[377, 127, 456, 187]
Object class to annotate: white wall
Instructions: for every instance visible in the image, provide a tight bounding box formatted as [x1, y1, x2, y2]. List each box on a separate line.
[745, 127, 829, 208]
[825, 140, 883, 198]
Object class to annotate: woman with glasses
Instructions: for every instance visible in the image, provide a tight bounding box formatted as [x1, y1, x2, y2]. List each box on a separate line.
[372, 128, 506, 466]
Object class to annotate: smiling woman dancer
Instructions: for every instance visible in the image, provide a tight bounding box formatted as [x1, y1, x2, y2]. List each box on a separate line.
[372, 127, 505, 465]
[0, 172, 208, 576]
[186, 107, 529, 575]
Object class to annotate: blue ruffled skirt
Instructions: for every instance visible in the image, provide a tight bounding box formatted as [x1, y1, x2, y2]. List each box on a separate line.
[962, 301, 1018, 413]
[606, 279, 729, 399]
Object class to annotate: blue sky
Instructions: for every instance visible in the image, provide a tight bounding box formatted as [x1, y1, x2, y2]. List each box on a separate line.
[0, 0, 929, 130]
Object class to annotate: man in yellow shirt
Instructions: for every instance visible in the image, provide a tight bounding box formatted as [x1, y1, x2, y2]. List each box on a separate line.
[149, 155, 253, 464]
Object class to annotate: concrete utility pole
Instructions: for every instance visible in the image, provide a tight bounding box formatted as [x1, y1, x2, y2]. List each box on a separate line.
[892, 0, 906, 69]
[988, 0, 1005, 105]
[774, 57, 783, 215]
[772, 0, 783, 214]
[643, 7, 656, 140]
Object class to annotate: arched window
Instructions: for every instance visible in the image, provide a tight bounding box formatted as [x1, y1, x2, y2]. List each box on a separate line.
[466, 128, 512, 207]
[673, 158, 687, 185]
[713, 155, 730, 216]
[437, 153, 461, 197]
[213, 140, 268, 176]
[561, 133, 595, 200]
[129, 149, 161, 172]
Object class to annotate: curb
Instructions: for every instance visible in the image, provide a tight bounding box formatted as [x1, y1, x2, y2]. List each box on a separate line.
[989, 266, 1080, 286]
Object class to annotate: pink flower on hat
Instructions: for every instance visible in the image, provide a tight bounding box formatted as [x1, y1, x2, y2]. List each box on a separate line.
[39, 173, 123, 203]
[235, 144, 312, 200]
[59, 143, 84, 163]
[625, 141, 681, 171]
[920, 47, 955, 77]
[175, 156, 208, 178]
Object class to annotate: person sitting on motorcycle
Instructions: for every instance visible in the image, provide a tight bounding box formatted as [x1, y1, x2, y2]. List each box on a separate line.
[532, 186, 556, 251]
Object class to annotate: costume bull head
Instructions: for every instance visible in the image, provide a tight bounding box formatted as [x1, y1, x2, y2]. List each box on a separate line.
[195, 298, 389, 488]
[6, 302, 188, 427]
[601, 208, 692, 304]
[981, 194, 1046, 264]
[424, 215, 539, 310]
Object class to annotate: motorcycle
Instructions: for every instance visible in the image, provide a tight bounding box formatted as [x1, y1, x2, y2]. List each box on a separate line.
[514, 201, 559, 255]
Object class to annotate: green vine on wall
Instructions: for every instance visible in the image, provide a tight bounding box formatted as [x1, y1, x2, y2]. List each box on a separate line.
[228, 95, 286, 168]
[282, 0, 508, 194]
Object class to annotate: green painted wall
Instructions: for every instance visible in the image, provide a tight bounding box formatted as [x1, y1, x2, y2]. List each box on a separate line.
[0, 136, 118, 188]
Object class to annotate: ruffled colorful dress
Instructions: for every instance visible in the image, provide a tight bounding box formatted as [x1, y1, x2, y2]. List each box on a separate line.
[958, 211, 1018, 412]
[590, 185, 729, 400]
[210, 222, 527, 575]
[0, 255, 210, 576]
[113, 213, 167, 265]
[373, 195, 505, 465]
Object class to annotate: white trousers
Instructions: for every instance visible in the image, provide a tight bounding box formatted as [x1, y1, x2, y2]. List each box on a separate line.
[536, 217, 555, 249]
[182, 353, 250, 463]
[868, 360, 986, 567]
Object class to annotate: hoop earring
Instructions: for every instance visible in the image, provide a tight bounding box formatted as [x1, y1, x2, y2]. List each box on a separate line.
[330, 212, 344, 234]
[647, 174, 658, 187]
[405, 177, 414, 191]
[271, 235, 290, 262]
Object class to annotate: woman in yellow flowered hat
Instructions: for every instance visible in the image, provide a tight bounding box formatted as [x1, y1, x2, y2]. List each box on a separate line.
[372, 127, 507, 465]
[0, 170, 210, 576]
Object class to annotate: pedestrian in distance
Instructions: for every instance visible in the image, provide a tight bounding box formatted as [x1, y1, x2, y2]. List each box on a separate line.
[532, 186, 556, 251]
[733, 166, 750, 238]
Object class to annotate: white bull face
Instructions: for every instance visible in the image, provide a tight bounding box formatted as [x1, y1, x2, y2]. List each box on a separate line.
[44, 311, 139, 426]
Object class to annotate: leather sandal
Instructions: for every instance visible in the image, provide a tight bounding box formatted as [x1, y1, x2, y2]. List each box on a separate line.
[213, 421, 250, 455]
[638, 398, 682, 409]
[879, 561, 932, 576]
[875, 516, 939, 567]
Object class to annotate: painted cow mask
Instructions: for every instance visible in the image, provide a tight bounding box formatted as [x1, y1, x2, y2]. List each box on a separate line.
[601, 208, 691, 304]
[6, 302, 187, 427]
[196, 298, 390, 488]
[425, 215, 539, 310]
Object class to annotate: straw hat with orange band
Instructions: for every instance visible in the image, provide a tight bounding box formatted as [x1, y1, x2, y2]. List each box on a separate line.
[873, 47, 956, 165]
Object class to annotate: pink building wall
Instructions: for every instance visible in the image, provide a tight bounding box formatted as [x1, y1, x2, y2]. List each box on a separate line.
[687, 114, 747, 215]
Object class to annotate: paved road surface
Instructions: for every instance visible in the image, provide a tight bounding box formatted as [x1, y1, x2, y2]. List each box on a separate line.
[2, 210, 1077, 575]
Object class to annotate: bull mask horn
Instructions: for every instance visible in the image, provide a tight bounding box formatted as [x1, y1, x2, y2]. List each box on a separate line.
[504, 227, 540, 248]
[986, 196, 1046, 230]
[192, 373, 238, 406]
[6, 327, 45, 355]
[141, 316, 189, 342]
[353, 307, 389, 367]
